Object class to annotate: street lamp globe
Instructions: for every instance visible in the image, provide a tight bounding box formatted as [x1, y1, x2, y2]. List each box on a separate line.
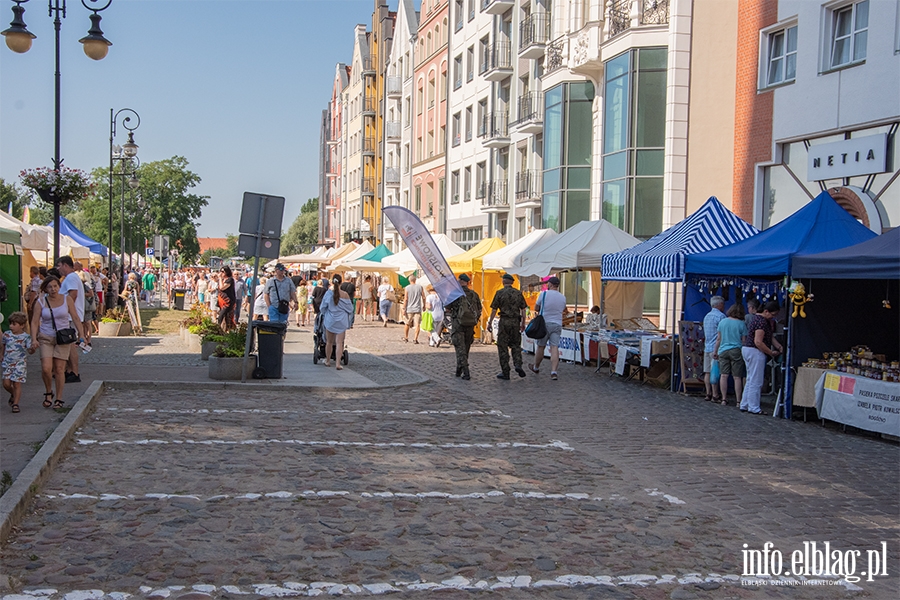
[128, 174, 139, 190]
[122, 132, 139, 158]
[78, 13, 111, 61]
[1, 4, 35, 54]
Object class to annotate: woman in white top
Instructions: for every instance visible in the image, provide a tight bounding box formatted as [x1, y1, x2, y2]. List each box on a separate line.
[376, 277, 394, 328]
[253, 277, 269, 320]
[424, 285, 444, 347]
[30, 276, 84, 409]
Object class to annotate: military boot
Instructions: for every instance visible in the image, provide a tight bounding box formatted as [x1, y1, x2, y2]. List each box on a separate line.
[462, 367, 471, 380]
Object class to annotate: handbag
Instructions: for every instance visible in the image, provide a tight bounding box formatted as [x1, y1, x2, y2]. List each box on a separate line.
[524, 292, 547, 340]
[46, 294, 78, 345]
[385, 288, 397, 303]
[421, 310, 434, 332]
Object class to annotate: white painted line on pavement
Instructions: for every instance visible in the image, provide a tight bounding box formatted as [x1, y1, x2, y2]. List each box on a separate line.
[103, 407, 512, 418]
[0, 573, 866, 598]
[74, 438, 574, 451]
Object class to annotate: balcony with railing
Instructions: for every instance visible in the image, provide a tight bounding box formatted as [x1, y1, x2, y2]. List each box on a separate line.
[386, 76, 402, 98]
[362, 95, 376, 116]
[481, 41, 513, 81]
[481, 112, 509, 149]
[482, 0, 514, 16]
[385, 121, 401, 141]
[481, 180, 510, 212]
[514, 170, 542, 209]
[362, 136, 376, 156]
[361, 55, 376, 76]
[608, 0, 669, 39]
[361, 177, 375, 196]
[384, 167, 401, 187]
[513, 92, 543, 134]
[544, 37, 566, 75]
[519, 13, 550, 59]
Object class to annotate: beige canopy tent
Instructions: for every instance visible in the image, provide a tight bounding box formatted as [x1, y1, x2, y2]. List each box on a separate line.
[381, 233, 465, 274]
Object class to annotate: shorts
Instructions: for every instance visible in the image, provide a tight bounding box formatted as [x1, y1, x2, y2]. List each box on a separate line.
[380, 299, 392, 317]
[406, 312, 421, 328]
[535, 322, 563, 348]
[38, 333, 72, 360]
[718, 347, 746, 378]
[703, 351, 716, 373]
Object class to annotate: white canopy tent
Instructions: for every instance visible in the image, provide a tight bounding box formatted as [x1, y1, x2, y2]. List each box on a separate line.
[482, 228, 558, 271]
[0, 210, 50, 251]
[381, 233, 465, 274]
[327, 240, 374, 271]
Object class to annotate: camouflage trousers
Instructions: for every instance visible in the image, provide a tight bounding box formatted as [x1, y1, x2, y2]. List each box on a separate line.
[451, 326, 475, 370]
[496, 318, 523, 375]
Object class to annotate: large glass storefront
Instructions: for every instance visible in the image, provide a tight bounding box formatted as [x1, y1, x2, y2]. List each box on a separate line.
[542, 81, 594, 232]
[601, 47, 667, 240]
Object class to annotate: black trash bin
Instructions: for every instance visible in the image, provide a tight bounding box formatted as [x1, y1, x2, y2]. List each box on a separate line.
[173, 288, 187, 310]
[253, 320, 287, 379]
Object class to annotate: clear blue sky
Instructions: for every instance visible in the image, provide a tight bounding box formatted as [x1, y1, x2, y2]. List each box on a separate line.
[0, 0, 411, 238]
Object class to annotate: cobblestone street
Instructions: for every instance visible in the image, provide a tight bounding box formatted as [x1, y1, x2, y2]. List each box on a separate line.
[1, 321, 897, 598]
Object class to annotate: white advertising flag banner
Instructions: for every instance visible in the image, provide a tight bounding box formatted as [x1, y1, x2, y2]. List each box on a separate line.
[383, 206, 464, 307]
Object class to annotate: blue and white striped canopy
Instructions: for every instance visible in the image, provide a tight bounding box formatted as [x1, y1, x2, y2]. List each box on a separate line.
[601, 197, 758, 282]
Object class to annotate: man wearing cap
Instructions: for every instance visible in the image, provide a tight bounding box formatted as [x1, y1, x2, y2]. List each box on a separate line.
[487, 273, 528, 380]
[265, 263, 297, 323]
[530, 276, 567, 381]
[446, 273, 481, 380]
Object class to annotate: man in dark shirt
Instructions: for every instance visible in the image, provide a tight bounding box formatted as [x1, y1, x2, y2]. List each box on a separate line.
[487, 273, 528, 380]
[312, 275, 330, 313]
[340, 277, 357, 328]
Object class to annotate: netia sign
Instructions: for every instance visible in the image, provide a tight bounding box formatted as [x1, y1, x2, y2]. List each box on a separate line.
[807, 133, 888, 181]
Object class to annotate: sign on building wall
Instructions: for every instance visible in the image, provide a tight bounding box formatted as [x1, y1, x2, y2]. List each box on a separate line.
[807, 134, 888, 181]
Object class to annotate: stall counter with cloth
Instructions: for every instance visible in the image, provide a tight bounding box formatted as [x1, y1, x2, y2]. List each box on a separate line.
[815, 371, 900, 436]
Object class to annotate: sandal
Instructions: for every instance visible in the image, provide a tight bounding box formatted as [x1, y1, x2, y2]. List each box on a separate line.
[336, 365, 343, 370]
[11, 403, 19, 413]
[52, 399, 64, 410]
[42, 392, 54, 408]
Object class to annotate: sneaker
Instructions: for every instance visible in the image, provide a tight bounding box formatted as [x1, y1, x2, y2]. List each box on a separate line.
[550, 372, 558, 381]
[528, 364, 539, 375]
[496, 372, 510, 380]
[515, 367, 527, 378]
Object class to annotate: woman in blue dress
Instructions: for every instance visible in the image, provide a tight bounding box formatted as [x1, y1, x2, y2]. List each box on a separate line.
[321, 274, 354, 370]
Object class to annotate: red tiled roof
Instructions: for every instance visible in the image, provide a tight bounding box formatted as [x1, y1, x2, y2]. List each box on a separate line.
[198, 237, 228, 253]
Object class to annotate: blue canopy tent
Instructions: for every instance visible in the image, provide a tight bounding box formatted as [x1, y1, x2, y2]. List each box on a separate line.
[602, 196, 758, 282]
[788, 229, 900, 402]
[685, 191, 878, 418]
[51, 216, 108, 257]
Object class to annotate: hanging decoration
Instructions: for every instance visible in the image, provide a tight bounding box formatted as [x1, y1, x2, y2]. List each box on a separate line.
[788, 280, 813, 318]
[884, 281, 892, 309]
[685, 275, 784, 303]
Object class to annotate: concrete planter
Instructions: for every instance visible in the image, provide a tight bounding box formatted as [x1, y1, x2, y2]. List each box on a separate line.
[201, 340, 221, 361]
[208, 355, 256, 380]
[98, 321, 132, 337]
[186, 332, 202, 353]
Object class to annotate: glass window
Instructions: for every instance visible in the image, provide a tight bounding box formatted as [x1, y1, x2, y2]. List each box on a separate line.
[635, 149, 664, 176]
[543, 168, 560, 193]
[543, 86, 563, 169]
[603, 151, 628, 180]
[563, 190, 590, 229]
[831, 1, 868, 68]
[635, 70, 666, 147]
[638, 48, 667, 70]
[632, 177, 663, 238]
[542, 192, 560, 231]
[565, 167, 591, 190]
[566, 100, 593, 165]
[766, 26, 798, 86]
[604, 70, 629, 154]
[602, 180, 627, 230]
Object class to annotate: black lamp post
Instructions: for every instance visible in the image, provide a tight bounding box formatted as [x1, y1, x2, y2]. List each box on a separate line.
[2, 0, 113, 263]
[118, 158, 138, 286]
[108, 107, 139, 306]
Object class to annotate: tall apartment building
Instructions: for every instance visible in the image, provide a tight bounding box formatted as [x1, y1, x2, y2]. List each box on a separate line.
[411, 1, 450, 236]
[383, 0, 419, 252]
[320, 64, 350, 245]
[734, 0, 898, 233]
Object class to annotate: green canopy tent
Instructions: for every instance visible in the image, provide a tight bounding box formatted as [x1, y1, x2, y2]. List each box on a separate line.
[0, 226, 24, 325]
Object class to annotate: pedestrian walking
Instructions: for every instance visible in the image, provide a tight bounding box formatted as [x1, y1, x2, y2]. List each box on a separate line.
[402, 274, 424, 344]
[529, 276, 567, 381]
[424, 285, 443, 347]
[233, 274, 245, 323]
[487, 273, 528, 380]
[30, 275, 85, 409]
[3, 311, 35, 413]
[56, 256, 84, 383]
[296, 279, 309, 326]
[713, 302, 747, 407]
[217, 266, 236, 331]
[265, 264, 297, 324]
[447, 273, 481, 380]
[702, 296, 726, 402]
[321, 274, 354, 370]
[741, 301, 783, 415]
[253, 277, 269, 321]
[360, 275, 375, 321]
[377, 277, 394, 327]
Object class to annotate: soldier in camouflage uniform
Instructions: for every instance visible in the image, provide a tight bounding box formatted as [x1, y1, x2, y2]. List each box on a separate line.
[447, 273, 481, 380]
[487, 273, 528, 380]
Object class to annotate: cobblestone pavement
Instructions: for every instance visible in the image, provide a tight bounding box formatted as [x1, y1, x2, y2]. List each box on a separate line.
[0, 320, 897, 599]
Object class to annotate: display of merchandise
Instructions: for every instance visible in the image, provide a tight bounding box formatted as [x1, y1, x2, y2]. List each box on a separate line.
[803, 345, 899, 382]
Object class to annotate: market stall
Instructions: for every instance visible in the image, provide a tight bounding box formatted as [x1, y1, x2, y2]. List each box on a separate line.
[601, 196, 759, 390]
[685, 191, 878, 418]
[381, 233, 464, 274]
[788, 228, 900, 431]
[0, 226, 23, 321]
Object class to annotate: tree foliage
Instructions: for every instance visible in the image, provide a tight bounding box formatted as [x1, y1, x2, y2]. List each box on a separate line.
[0, 177, 54, 225]
[281, 197, 319, 254]
[73, 156, 209, 263]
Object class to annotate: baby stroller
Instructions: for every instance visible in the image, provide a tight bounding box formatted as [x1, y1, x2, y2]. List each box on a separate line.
[312, 311, 349, 365]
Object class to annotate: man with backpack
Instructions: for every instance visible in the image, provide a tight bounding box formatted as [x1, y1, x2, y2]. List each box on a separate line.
[447, 273, 481, 380]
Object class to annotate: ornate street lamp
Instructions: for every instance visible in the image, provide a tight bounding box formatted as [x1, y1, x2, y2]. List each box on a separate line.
[2, 0, 114, 262]
[108, 107, 139, 307]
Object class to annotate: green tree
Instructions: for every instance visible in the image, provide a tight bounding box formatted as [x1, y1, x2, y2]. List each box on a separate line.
[281, 197, 319, 254]
[0, 177, 54, 225]
[74, 156, 209, 264]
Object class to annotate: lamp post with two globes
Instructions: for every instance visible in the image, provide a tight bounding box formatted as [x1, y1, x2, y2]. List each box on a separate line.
[2, 0, 113, 262]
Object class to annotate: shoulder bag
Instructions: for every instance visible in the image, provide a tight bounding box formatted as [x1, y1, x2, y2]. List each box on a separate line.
[47, 294, 78, 345]
[524, 292, 547, 340]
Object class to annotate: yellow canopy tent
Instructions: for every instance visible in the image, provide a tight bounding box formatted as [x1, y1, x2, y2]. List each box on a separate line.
[446, 237, 506, 338]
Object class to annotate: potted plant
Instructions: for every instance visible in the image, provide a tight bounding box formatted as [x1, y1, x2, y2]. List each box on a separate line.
[20, 166, 94, 205]
[199, 319, 225, 360]
[180, 304, 206, 345]
[208, 323, 256, 380]
[98, 307, 132, 337]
